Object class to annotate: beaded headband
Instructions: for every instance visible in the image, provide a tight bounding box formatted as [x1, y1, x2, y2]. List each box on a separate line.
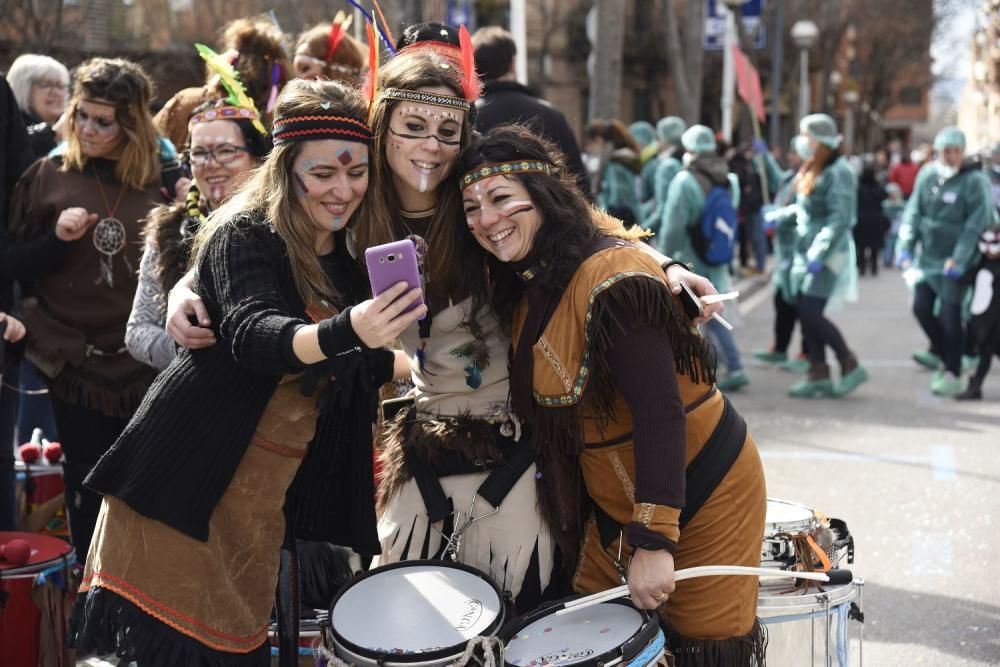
[189, 105, 261, 127]
[459, 160, 555, 190]
[380, 87, 471, 112]
[272, 112, 374, 145]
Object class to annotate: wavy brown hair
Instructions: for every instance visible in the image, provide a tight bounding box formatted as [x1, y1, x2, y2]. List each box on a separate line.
[194, 79, 368, 307]
[353, 50, 474, 304]
[63, 58, 160, 189]
[295, 22, 367, 83]
[216, 17, 290, 116]
[798, 143, 836, 196]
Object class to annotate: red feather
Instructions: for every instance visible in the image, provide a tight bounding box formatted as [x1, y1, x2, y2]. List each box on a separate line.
[458, 25, 480, 102]
[363, 20, 380, 116]
[326, 20, 346, 62]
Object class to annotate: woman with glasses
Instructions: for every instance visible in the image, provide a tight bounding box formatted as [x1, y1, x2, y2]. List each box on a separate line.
[5, 53, 71, 159]
[2, 58, 167, 560]
[126, 98, 272, 371]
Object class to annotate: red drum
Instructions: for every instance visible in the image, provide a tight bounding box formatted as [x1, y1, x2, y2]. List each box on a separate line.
[15, 460, 65, 506]
[0, 532, 76, 667]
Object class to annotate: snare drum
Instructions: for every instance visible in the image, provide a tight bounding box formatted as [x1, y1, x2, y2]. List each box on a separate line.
[761, 498, 819, 570]
[501, 598, 665, 667]
[758, 579, 864, 667]
[325, 560, 506, 667]
[0, 532, 76, 667]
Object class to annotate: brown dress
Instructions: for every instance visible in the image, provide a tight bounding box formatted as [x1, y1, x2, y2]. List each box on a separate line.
[79, 374, 321, 655]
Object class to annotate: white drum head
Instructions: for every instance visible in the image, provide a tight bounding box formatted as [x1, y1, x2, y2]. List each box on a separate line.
[331, 562, 503, 655]
[505, 602, 645, 666]
[764, 498, 817, 536]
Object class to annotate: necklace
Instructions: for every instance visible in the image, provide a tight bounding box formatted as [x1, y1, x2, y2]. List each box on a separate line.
[91, 167, 130, 288]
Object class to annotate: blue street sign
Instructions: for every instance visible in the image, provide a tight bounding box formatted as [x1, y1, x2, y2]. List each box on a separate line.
[446, 0, 473, 29]
[704, 0, 767, 51]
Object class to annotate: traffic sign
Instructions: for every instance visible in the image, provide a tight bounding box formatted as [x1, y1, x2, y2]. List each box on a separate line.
[704, 0, 767, 51]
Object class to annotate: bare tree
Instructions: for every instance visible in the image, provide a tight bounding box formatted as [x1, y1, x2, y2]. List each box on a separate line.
[588, 0, 625, 121]
[663, 0, 704, 124]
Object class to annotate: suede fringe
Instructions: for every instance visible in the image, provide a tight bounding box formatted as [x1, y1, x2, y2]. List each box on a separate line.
[376, 409, 584, 567]
[70, 587, 270, 667]
[52, 364, 156, 420]
[667, 617, 768, 667]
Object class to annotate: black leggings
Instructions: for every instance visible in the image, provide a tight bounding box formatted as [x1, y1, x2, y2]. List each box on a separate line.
[50, 396, 129, 562]
[774, 291, 807, 357]
[912, 281, 963, 375]
[798, 295, 850, 366]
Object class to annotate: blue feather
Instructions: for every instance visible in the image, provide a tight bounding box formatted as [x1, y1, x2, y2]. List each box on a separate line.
[346, 0, 397, 55]
[464, 364, 482, 389]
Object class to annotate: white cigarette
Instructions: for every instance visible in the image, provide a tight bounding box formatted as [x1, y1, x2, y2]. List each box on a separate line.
[711, 312, 734, 331]
[700, 291, 739, 305]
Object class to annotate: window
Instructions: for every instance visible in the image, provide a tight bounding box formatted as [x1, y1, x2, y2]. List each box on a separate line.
[897, 86, 922, 106]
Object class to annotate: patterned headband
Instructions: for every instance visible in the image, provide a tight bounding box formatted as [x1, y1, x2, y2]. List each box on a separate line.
[380, 87, 471, 112]
[272, 112, 373, 145]
[189, 105, 263, 130]
[459, 160, 555, 190]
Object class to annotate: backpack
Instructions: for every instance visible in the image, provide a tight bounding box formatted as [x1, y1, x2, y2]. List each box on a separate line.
[690, 183, 737, 266]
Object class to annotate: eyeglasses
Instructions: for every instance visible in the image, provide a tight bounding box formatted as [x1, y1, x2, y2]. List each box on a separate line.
[188, 144, 250, 167]
[74, 107, 119, 135]
[33, 80, 69, 93]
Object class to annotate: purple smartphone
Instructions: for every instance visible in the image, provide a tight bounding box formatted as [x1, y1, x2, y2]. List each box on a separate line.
[365, 239, 425, 313]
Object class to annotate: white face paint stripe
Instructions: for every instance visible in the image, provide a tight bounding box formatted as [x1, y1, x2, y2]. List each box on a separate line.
[500, 200, 533, 215]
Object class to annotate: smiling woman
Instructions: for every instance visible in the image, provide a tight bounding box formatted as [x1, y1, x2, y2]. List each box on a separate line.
[71, 78, 424, 666]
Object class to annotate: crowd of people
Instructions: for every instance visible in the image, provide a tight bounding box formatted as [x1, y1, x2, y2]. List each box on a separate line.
[0, 10, 997, 667]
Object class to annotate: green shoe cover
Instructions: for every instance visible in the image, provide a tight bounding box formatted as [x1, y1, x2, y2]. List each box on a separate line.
[912, 350, 941, 370]
[780, 358, 811, 373]
[753, 350, 788, 364]
[718, 371, 750, 391]
[931, 373, 963, 396]
[834, 366, 870, 396]
[788, 378, 835, 398]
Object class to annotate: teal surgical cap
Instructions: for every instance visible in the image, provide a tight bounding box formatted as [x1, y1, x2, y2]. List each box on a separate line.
[656, 116, 687, 146]
[681, 124, 717, 154]
[934, 126, 966, 152]
[799, 114, 842, 149]
[629, 121, 657, 148]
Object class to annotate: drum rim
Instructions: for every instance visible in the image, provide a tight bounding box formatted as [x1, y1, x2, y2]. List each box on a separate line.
[757, 580, 858, 612]
[498, 597, 659, 667]
[764, 498, 818, 533]
[328, 558, 506, 662]
[0, 548, 76, 579]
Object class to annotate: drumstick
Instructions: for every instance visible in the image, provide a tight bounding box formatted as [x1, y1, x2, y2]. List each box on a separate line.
[699, 291, 739, 305]
[555, 566, 832, 616]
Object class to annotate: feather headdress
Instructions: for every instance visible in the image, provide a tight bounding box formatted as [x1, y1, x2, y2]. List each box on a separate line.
[326, 10, 353, 62]
[194, 43, 267, 135]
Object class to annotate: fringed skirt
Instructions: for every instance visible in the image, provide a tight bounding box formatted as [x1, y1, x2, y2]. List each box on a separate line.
[70, 376, 320, 666]
[376, 466, 555, 609]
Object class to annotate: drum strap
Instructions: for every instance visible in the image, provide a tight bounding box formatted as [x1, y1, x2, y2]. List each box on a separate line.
[407, 436, 537, 524]
[594, 396, 746, 549]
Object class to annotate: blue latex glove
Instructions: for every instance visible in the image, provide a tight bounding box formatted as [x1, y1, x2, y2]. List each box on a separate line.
[896, 250, 913, 269]
[752, 138, 768, 155]
[944, 265, 963, 280]
[807, 259, 823, 275]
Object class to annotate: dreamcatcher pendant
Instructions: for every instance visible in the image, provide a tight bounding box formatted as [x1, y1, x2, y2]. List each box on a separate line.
[93, 217, 127, 288]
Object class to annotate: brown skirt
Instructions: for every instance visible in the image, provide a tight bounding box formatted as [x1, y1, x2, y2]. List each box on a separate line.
[75, 375, 320, 660]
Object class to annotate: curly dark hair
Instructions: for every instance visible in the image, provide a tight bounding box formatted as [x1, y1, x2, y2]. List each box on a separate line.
[455, 124, 599, 334]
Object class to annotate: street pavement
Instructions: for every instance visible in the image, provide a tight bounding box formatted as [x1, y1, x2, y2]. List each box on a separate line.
[729, 265, 1000, 665]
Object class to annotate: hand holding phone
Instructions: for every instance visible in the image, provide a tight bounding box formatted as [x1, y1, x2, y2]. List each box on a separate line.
[365, 240, 425, 313]
[677, 281, 704, 320]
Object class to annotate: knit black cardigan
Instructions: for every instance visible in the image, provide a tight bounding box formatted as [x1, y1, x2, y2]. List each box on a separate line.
[85, 213, 388, 553]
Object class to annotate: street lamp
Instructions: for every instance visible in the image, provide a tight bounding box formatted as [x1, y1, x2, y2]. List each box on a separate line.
[791, 20, 819, 125]
[720, 0, 744, 144]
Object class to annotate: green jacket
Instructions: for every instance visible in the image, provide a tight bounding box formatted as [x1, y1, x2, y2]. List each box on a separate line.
[598, 156, 641, 224]
[896, 159, 992, 300]
[642, 154, 683, 232]
[656, 154, 740, 290]
[789, 155, 858, 300]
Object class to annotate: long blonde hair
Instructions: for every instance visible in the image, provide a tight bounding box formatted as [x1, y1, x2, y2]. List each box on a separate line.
[62, 58, 160, 190]
[193, 78, 368, 308]
[353, 50, 474, 303]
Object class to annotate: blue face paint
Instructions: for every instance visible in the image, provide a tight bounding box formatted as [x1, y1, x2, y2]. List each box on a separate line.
[294, 171, 309, 196]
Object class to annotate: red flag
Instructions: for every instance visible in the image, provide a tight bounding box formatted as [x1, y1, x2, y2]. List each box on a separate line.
[733, 45, 766, 123]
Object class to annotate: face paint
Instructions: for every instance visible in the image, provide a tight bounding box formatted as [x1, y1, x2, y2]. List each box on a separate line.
[384, 86, 465, 207]
[462, 175, 542, 263]
[293, 140, 370, 249]
[189, 119, 256, 209]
